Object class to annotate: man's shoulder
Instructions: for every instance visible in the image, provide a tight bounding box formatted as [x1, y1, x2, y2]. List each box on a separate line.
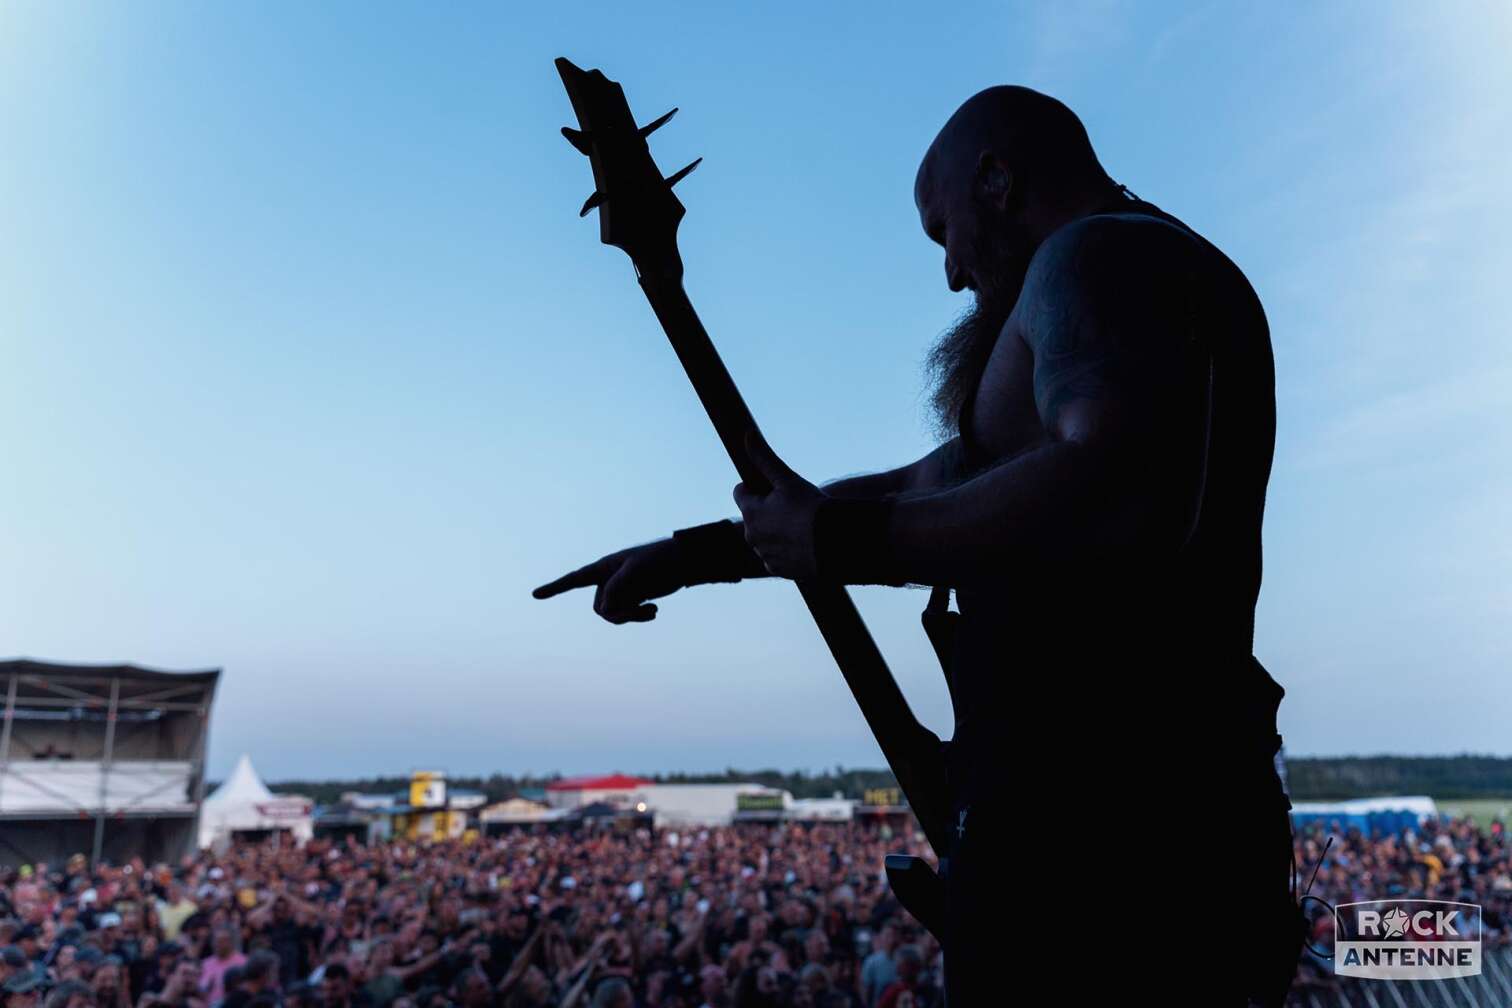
[1013, 212, 1213, 352]
[1026, 212, 1203, 297]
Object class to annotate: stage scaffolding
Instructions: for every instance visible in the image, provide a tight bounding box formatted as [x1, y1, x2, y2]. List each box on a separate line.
[0, 659, 220, 867]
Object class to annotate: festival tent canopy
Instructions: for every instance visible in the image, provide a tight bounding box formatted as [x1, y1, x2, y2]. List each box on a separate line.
[198, 754, 313, 849]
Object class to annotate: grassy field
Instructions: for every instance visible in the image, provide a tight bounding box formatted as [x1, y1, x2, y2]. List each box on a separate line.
[1435, 798, 1512, 823]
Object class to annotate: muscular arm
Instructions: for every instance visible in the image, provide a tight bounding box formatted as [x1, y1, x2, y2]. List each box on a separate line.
[821, 438, 970, 500]
[835, 216, 1212, 587]
[533, 435, 966, 617]
[681, 437, 970, 585]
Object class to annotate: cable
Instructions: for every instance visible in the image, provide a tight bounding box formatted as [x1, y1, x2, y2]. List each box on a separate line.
[1293, 834, 1337, 959]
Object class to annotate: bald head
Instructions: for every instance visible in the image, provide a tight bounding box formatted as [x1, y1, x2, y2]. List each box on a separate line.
[914, 86, 1118, 294]
[917, 87, 1121, 434]
[917, 86, 1111, 207]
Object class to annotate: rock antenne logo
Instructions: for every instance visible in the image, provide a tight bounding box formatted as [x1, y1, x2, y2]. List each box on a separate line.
[1334, 899, 1481, 981]
[1380, 907, 1409, 938]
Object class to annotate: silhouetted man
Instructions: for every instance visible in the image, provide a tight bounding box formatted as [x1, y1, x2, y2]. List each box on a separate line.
[535, 85, 1299, 1004]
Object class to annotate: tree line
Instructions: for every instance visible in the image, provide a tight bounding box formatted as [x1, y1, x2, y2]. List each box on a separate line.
[252, 756, 1512, 807]
[1282, 755, 1512, 801]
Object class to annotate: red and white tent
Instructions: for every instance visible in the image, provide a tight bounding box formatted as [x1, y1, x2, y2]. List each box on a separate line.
[544, 773, 649, 809]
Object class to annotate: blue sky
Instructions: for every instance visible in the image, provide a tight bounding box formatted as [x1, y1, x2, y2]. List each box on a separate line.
[3, 2, 1508, 780]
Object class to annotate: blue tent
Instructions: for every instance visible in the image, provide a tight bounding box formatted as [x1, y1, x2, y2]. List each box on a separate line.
[1289, 796, 1437, 838]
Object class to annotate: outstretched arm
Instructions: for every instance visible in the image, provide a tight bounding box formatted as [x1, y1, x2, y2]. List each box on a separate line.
[531, 437, 970, 621]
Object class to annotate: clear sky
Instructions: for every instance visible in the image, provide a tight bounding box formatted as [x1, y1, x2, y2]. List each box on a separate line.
[3, 2, 1508, 781]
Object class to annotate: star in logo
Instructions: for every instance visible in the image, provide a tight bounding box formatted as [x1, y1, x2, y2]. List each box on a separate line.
[1382, 907, 1410, 938]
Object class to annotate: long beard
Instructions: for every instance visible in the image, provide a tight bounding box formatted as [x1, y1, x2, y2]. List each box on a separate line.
[924, 267, 1022, 438]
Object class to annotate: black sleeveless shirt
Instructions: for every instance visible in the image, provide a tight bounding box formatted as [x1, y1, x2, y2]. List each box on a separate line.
[946, 189, 1285, 782]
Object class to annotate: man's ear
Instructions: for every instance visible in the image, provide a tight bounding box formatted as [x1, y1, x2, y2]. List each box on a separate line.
[975, 151, 1013, 210]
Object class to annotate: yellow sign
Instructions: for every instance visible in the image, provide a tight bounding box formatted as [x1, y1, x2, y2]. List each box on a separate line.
[410, 771, 446, 809]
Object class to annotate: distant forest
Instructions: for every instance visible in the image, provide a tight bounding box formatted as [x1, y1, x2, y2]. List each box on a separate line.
[242, 757, 1512, 806]
[1281, 756, 1512, 801]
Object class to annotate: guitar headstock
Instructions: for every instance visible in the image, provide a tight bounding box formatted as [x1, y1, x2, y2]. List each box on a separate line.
[556, 58, 700, 281]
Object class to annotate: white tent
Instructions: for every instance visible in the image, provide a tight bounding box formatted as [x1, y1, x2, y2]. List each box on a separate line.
[198, 754, 313, 849]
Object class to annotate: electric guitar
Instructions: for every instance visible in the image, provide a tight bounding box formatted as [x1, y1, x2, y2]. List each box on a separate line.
[553, 57, 948, 936]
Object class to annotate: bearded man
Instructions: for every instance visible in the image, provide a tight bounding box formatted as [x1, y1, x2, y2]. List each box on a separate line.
[535, 85, 1300, 1005]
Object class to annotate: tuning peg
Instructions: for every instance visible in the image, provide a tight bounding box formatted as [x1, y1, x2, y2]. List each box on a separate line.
[665, 157, 702, 189]
[561, 127, 592, 155]
[639, 108, 677, 138]
[579, 191, 606, 217]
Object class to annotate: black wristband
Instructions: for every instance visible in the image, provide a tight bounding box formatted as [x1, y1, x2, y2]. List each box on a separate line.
[671, 519, 767, 586]
[812, 497, 901, 585]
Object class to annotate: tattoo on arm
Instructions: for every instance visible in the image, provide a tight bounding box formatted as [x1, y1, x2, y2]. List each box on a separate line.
[1024, 223, 1204, 439]
[1032, 345, 1121, 422]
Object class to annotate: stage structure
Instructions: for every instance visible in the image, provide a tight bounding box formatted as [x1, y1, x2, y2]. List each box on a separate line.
[0, 659, 220, 866]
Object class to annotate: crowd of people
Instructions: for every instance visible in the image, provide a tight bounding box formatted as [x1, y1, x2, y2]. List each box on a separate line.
[1292, 813, 1512, 990]
[4, 814, 1512, 1008]
[0, 823, 941, 1008]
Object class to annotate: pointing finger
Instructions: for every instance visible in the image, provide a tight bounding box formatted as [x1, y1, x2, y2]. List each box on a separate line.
[532, 561, 605, 599]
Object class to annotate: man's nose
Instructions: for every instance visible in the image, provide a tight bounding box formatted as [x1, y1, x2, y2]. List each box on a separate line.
[945, 254, 969, 293]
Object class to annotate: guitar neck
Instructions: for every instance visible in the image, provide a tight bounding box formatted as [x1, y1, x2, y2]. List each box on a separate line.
[636, 273, 951, 856]
[637, 275, 768, 491]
